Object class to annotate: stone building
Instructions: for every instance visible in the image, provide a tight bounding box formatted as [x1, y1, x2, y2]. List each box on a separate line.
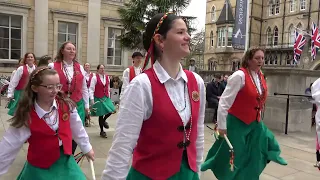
[205, 0, 320, 71]
[0, 0, 133, 76]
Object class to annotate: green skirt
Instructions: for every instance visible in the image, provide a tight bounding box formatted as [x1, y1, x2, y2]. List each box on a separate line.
[201, 114, 287, 180]
[17, 148, 86, 180]
[90, 96, 115, 117]
[7, 90, 22, 116]
[76, 99, 85, 126]
[127, 151, 199, 180]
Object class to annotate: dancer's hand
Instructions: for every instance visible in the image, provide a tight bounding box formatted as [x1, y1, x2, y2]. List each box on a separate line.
[90, 99, 94, 105]
[218, 129, 227, 136]
[85, 149, 95, 161]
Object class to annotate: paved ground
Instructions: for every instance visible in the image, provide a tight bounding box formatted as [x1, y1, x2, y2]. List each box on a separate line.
[0, 101, 320, 180]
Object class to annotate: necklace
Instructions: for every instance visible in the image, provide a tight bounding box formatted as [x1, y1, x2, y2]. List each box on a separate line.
[43, 108, 58, 129]
[247, 69, 265, 98]
[62, 62, 77, 97]
[176, 81, 187, 112]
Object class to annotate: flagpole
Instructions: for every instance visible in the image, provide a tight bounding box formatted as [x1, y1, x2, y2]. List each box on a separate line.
[244, 0, 250, 51]
[294, 27, 312, 37]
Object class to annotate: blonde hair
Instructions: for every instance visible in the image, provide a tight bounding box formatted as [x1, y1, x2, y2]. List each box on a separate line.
[241, 46, 265, 68]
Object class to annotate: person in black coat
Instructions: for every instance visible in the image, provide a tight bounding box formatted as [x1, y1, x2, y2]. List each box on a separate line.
[206, 73, 225, 123]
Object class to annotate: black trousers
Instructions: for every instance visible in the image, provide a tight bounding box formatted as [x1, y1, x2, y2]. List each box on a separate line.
[72, 140, 77, 154]
[317, 150, 320, 161]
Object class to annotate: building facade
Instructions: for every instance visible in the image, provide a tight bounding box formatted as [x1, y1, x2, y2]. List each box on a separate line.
[0, 0, 133, 76]
[205, 0, 320, 71]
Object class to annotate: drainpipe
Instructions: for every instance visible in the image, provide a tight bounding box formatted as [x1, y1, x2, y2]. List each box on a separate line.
[280, 0, 287, 65]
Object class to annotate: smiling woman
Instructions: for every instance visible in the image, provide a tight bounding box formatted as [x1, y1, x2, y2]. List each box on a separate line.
[101, 13, 206, 180]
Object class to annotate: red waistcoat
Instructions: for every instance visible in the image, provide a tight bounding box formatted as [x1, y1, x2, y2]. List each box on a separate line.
[94, 74, 109, 98]
[132, 69, 200, 179]
[129, 66, 137, 82]
[54, 61, 83, 102]
[228, 68, 268, 124]
[27, 100, 72, 168]
[86, 73, 93, 88]
[16, 65, 29, 90]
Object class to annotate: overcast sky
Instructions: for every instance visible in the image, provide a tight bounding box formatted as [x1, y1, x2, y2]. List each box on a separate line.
[182, 0, 206, 33]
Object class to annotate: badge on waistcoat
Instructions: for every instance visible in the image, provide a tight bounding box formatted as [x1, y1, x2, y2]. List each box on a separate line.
[75, 71, 80, 75]
[62, 113, 69, 121]
[192, 91, 200, 102]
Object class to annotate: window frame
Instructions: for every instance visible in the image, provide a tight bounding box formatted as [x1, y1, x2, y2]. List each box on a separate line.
[0, 6, 28, 63]
[104, 25, 124, 66]
[57, 21, 78, 51]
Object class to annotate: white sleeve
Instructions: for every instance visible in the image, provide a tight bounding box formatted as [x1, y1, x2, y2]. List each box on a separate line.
[89, 76, 97, 100]
[7, 66, 23, 98]
[217, 71, 245, 130]
[69, 107, 92, 154]
[193, 73, 205, 173]
[120, 68, 129, 101]
[0, 126, 31, 177]
[80, 65, 89, 109]
[101, 76, 147, 180]
[311, 79, 320, 144]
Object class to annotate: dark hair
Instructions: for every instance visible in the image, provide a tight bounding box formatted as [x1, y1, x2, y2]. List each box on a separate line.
[241, 46, 265, 68]
[23, 52, 36, 65]
[142, 13, 181, 60]
[97, 64, 104, 70]
[9, 67, 75, 128]
[55, 41, 76, 62]
[132, 52, 144, 58]
[37, 55, 52, 67]
[214, 73, 222, 79]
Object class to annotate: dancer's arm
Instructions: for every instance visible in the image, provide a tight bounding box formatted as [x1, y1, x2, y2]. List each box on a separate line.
[69, 107, 92, 154]
[193, 73, 206, 174]
[89, 76, 97, 102]
[217, 71, 245, 130]
[7, 66, 23, 98]
[80, 65, 90, 109]
[120, 68, 129, 101]
[0, 126, 30, 176]
[311, 79, 320, 144]
[102, 74, 151, 180]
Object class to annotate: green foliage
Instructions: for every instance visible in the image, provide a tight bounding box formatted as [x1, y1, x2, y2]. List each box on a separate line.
[118, 0, 197, 49]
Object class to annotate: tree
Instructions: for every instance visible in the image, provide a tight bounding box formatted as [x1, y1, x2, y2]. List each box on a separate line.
[185, 29, 205, 67]
[118, 0, 196, 50]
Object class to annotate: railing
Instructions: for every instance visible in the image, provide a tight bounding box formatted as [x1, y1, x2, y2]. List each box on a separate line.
[273, 92, 312, 135]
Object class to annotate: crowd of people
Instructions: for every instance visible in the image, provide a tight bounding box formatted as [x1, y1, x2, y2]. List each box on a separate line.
[10, 12, 320, 180]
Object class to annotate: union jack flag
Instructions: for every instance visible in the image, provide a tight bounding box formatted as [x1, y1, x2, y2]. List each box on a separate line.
[293, 30, 306, 64]
[311, 22, 320, 61]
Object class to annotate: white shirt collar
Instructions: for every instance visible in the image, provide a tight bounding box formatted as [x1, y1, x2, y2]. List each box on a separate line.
[152, 61, 188, 84]
[34, 99, 58, 119]
[63, 60, 73, 67]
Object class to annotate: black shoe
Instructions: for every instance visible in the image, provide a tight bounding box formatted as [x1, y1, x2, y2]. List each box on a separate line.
[104, 121, 109, 129]
[100, 131, 107, 138]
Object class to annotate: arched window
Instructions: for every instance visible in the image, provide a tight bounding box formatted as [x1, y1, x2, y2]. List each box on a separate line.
[273, 26, 279, 46]
[211, 6, 216, 22]
[232, 61, 241, 71]
[210, 31, 214, 47]
[267, 27, 272, 46]
[288, 24, 295, 46]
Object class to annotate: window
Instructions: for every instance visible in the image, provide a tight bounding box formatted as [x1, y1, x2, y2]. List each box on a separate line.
[232, 61, 240, 71]
[289, 0, 296, 12]
[58, 21, 78, 49]
[107, 27, 123, 65]
[273, 26, 279, 46]
[288, 24, 295, 46]
[300, 0, 306, 10]
[267, 27, 272, 46]
[211, 6, 216, 22]
[269, 1, 275, 15]
[217, 27, 226, 47]
[275, 0, 280, 14]
[0, 13, 22, 60]
[227, 26, 233, 46]
[210, 31, 214, 47]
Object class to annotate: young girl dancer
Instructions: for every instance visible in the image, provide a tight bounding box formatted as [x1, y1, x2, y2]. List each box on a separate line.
[49, 41, 89, 154]
[89, 64, 115, 138]
[0, 67, 94, 179]
[101, 13, 205, 180]
[38, 55, 53, 67]
[7, 52, 36, 116]
[84, 62, 94, 89]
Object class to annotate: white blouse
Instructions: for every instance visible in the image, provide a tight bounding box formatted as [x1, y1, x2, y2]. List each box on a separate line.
[7, 64, 36, 98]
[89, 74, 111, 100]
[217, 70, 262, 130]
[101, 61, 206, 180]
[120, 66, 142, 100]
[311, 78, 320, 144]
[48, 62, 89, 109]
[0, 99, 92, 177]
